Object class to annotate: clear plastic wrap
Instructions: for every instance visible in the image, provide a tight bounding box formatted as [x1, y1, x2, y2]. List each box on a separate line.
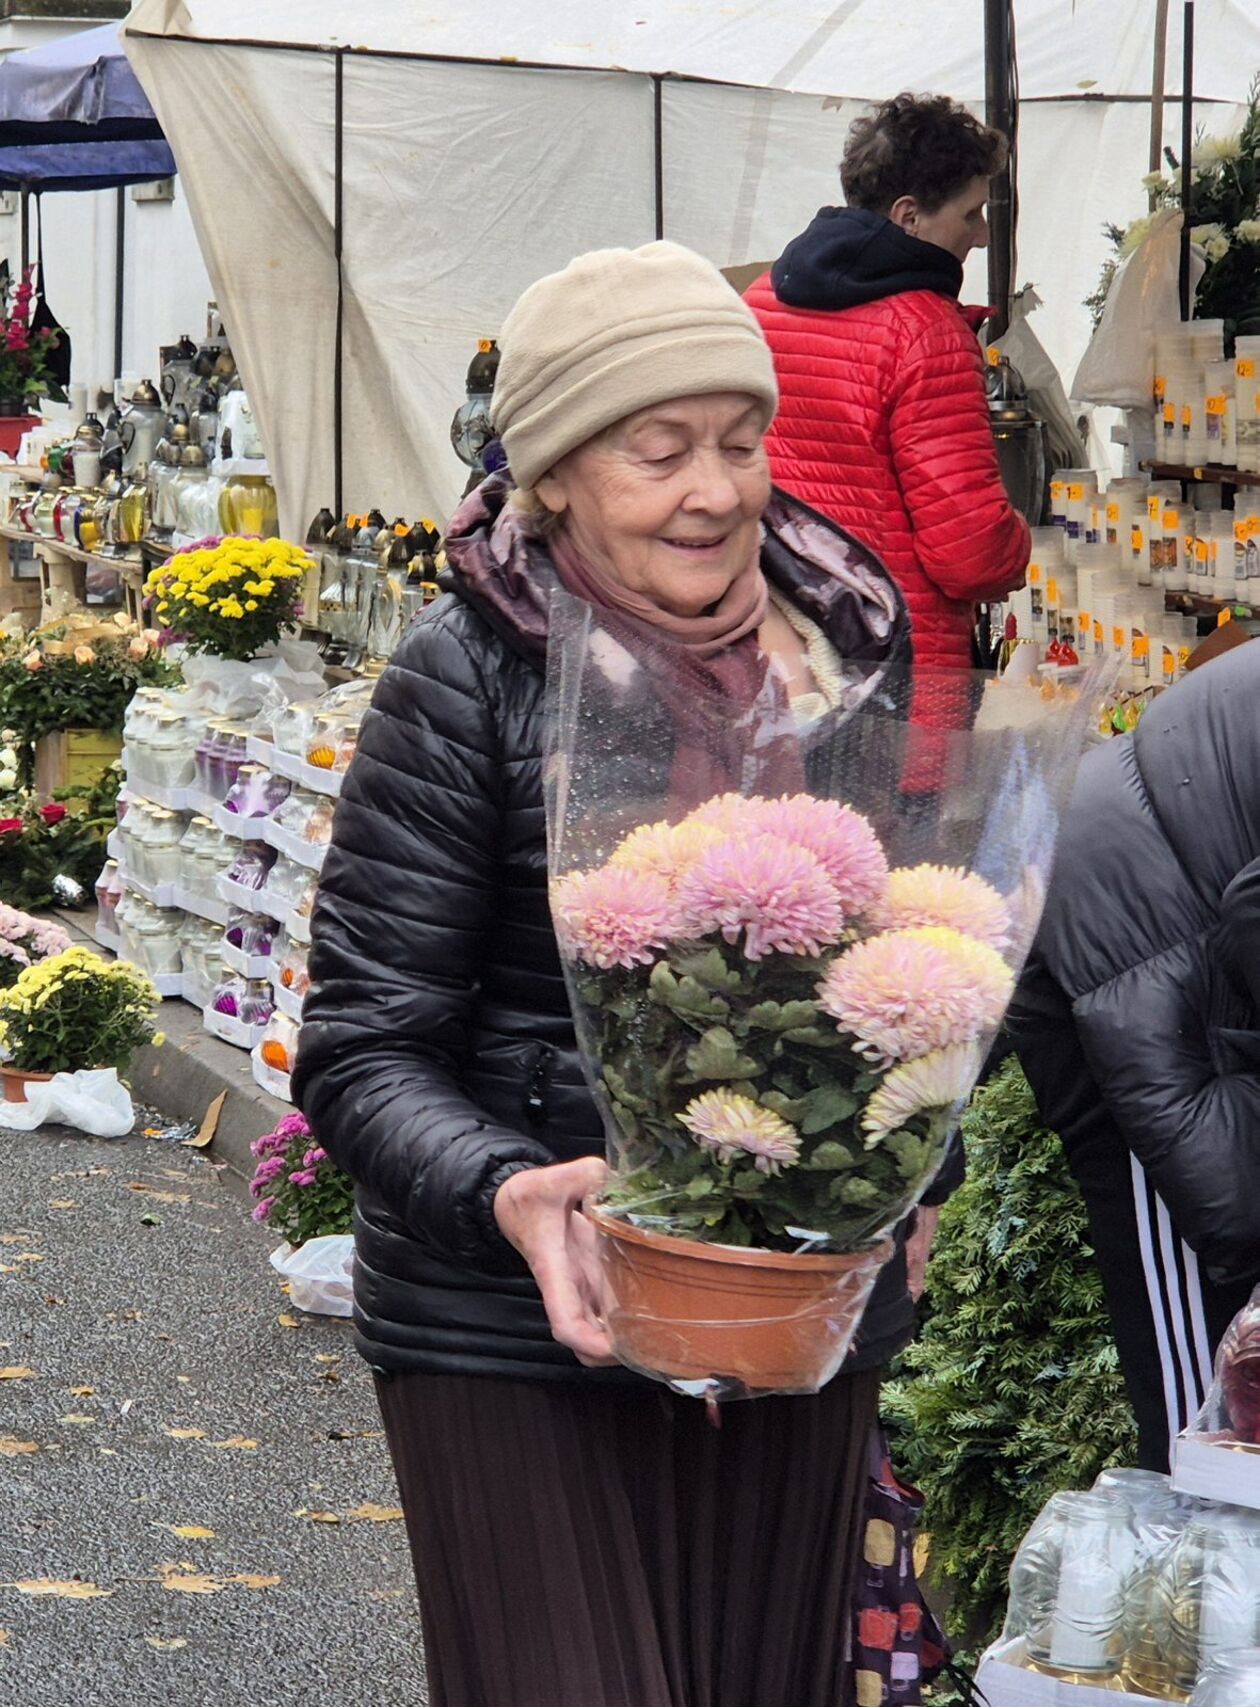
[544, 595, 1112, 1398]
[1174, 1285, 1260, 1510]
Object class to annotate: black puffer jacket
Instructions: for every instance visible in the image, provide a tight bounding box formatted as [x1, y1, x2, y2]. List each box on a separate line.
[1009, 643, 1260, 1285]
[294, 476, 931, 1381]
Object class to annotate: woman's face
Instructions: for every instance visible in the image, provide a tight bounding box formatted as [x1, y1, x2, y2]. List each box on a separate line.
[536, 392, 771, 618]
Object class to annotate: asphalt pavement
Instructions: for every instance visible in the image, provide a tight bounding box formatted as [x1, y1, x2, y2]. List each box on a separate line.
[0, 1119, 429, 1707]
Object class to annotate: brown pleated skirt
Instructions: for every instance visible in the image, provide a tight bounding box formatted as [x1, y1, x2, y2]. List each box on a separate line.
[376, 1366, 881, 1707]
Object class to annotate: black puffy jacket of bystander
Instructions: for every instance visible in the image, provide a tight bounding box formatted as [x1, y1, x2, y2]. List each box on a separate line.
[292, 474, 936, 1383]
[1010, 642, 1260, 1287]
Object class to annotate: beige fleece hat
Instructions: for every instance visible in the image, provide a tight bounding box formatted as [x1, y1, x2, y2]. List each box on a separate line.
[491, 240, 779, 490]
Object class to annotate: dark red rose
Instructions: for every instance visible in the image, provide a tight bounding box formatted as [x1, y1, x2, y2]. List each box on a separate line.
[0, 817, 23, 834]
[39, 803, 67, 825]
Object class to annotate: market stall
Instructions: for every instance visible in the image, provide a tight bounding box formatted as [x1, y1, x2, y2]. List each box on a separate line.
[122, 0, 1260, 538]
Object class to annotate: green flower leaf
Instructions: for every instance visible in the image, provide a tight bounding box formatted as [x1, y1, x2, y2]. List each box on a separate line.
[683, 1026, 760, 1081]
[800, 1082, 860, 1134]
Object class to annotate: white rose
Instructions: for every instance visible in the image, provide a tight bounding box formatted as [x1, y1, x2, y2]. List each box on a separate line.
[0, 771, 15, 790]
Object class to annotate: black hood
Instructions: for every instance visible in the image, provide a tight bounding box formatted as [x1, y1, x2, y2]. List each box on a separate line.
[771, 205, 963, 312]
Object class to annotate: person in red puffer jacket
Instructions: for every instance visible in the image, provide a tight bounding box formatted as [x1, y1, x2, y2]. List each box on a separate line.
[747, 93, 1030, 783]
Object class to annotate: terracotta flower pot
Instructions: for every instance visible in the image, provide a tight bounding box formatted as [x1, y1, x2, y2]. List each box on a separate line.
[585, 1205, 893, 1396]
[1, 1066, 53, 1104]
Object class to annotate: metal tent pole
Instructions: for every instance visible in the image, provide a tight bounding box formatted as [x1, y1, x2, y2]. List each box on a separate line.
[1179, 1, 1195, 320]
[113, 186, 125, 382]
[984, 0, 1015, 337]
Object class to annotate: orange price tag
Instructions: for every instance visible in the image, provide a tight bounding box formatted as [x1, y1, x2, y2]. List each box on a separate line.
[1106, 502, 1120, 524]
[1154, 374, 1167, 401]
[1163, 403, 1176, 425]
[477, 339, 494, 353]
[1181, 405, 1193, 428]
[1133, 636, 1151, 660]
[1047, 577, 1060, 604]
[1206, 394, 1227, 417]
[1131, 525, 1145, 552]
[1068, 482, 1085, 502]
[1163, 508, 1180, 529]
[1239, 359, 1257, 380]
[986, 345, 1001, 367]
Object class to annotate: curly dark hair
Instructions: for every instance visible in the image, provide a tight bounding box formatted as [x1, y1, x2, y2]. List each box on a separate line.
[841, 92, 1007, 215]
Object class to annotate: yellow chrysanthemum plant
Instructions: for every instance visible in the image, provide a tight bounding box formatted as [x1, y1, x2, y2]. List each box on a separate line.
[143, 536, 314, 662]
[0, 946, 161, 1075]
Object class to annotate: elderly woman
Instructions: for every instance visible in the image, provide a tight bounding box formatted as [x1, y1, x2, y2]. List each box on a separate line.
[294, 240, 938, 1707]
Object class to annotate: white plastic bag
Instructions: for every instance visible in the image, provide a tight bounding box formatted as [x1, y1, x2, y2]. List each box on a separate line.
[1072, 209, 1205, 409]
[994, 285, 1085, 474]
[181, 636, 326, 718]
[269, 1234, 355, 1317]
[0, 1068, 134, 1136]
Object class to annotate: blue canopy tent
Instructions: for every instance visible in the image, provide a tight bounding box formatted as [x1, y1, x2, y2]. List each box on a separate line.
[0, 23, 175, 381]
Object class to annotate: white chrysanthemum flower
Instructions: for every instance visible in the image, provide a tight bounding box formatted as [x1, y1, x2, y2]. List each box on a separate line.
[862, 1043, 982, 1143]
[1191, 221, 1226, 247]
[1236, 219, 1260, 245]
[1192, 134, 1243, 171]
[1141, 171, 1171, 195]
[1120, 214, 1157, 257]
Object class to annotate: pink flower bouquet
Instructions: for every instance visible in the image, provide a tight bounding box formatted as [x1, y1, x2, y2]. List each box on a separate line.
[554, 794, 1013, 1255]
[544, 595, 1110, 1395]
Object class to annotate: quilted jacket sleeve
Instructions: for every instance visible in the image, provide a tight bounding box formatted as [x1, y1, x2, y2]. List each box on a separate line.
[292, 610, 554, 1275]
[889, 312, 1030, 604]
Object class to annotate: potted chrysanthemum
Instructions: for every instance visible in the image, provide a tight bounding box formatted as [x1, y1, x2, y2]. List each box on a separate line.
[553, 792, 1018, 1394]
[0, 945, 159, 1101]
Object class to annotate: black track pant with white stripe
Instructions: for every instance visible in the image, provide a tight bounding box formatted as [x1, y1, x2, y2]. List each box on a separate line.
[1063, 1125, 1253, 1471]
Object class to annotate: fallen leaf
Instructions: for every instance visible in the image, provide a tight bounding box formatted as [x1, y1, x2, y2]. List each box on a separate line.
[6, 1579, 111, 1600]
[13, 1254, 42, 1264]
[277, 1312, 300, 1329]
[144, 1637, 187, 1652]
[0, 1265, 18, 1274]
[126, 1184, 190, 1205]
[313, 1354, 340, 1365]
[159, 1571, 221, 1597]
[70, 1386, 95, 1398]
[163, 1525, 215, 1541]
[0, 1367, 35, 1381]
[344, 1504, 404, 1524]
[48, 1200, 76, 1210]
[277, 1281, 291, 1295]
[226, 1574, 281, 1590]
[57, 1415, 96, 1426]
[369, 1588, 406, 1602]
[0, 1437, 38, 1457]
[0, 1627, 8, 1643]
[165, 1427, 206, 1441]
[211, 1436, 257, 1451]
[0, 1233, 33, 1245]
[327, 1428, 384, 1442]
[185, 1090, 225, 1150]
[304, 1510, 341, 1525]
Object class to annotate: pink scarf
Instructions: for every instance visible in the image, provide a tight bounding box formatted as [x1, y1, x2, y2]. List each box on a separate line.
[547, 525, 801, 807]
[548, 528, 769, 657]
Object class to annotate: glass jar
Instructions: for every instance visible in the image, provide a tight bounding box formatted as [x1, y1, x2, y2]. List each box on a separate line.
[239, 979, 275, 1028]
[148, 711, 196, 789]
[94, 859, 125, 933]
[302, 796, 335, 849]
[147, 809, 185, 885]
[126, 802, 157, 886]
[224, 910, 276, 957]
[133, 903, 183, 976]
[1192, 1648, 1260, 1704]
[115, 891, 144, 963]
[1011, 1491, 1134, 1681]
[292, 875, 318, 928]
[192, 825, 233, 896]
[275, 934, 310, 1000]
[1131, 1511, 1260, 1699]
[221, 764, 290, 824]
[258, 1011, 300, 1075]
[210, 971, 247, 1018]
[225, 842, 276, 892]
[179, 816, 210, 890]
[219, 473, 279, 539]
[261, 855, 310, 912]
[270, 700, 313, 757]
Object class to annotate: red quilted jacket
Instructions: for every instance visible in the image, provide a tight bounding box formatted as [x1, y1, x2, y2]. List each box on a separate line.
[747, 208, 1030, 716]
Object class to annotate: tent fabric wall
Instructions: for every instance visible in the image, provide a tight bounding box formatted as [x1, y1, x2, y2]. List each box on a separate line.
[124, 1, 1259, 539]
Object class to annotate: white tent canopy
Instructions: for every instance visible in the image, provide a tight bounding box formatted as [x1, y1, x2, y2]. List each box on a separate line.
[124, 0, 1258, 538]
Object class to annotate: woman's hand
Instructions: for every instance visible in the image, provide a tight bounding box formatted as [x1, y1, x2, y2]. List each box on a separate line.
[494, 1157, 619, 1367]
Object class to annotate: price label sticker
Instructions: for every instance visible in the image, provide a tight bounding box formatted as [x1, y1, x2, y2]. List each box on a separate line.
[1133, 635, 1151, 660]
[1112, 624, 1126, 650]
[1163, 403, 1176, 425]
[1206, 394, 1227, 417]
[477, 339, 494, 354]
[1131, 525, 1145, 552]
[1195, 538, 1209, 563]
[1163, 508, 1180, 529]
[1239, 358, 1257, 380]
[1106, 502, 1120, 524]
[1050, 480, 1066, 502]
[1148, 496, 1163, 521]
[986, 345, 1001, 367]
[1154, 374, 1167, 401]
[1182, 404, 1193, 428]
[1068, 482, 1085, 502]
[1047, 577, 1060, 604]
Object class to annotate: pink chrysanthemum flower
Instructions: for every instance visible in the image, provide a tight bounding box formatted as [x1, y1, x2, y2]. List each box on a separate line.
[676, 833, 845, 960]
[817, 925, 1013, 1066]
[757, 794, 889, 915]
[862, 1042, 982, 1142]
[678, 1088, 801, 1175]
[684, 793, 762, 835]
[609, 818, 726, 889]
[867, 864, 1012, 950]
[551, 865, 681, 970]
